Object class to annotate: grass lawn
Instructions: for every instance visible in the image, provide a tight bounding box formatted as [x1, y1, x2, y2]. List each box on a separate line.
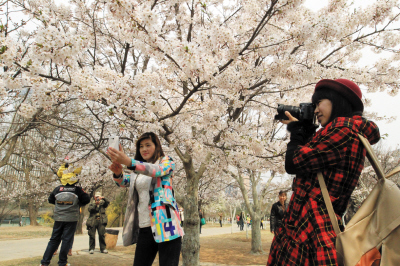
[0, 225, 53, 241]
[200, 230, 273, 265]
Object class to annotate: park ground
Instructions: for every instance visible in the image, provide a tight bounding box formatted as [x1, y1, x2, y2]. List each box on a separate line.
[0, 223, 273, 266]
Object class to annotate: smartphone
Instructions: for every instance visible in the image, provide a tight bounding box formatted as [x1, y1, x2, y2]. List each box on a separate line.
[108, 135, 119, 150]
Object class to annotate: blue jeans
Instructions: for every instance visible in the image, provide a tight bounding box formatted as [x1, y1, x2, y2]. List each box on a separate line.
[41, 221, 77, 266]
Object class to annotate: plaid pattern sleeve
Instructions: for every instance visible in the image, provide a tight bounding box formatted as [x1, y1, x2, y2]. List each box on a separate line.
[293, 127, 354, 173]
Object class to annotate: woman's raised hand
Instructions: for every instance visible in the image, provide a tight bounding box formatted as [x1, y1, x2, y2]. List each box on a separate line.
[280, 111, 299, 125]
[108, 162, 123, 176]
[107, 144, 131, 166]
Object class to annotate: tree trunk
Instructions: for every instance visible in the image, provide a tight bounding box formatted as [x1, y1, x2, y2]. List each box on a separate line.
[76, 206, 86, 234]
[181, 164, 200, 266]
[250, 215, 264, 254]
[119, 211, 123, 227]
[28, 201, 38, 225]
[162, 131, 211, 266]
[230, 206, 236, 234]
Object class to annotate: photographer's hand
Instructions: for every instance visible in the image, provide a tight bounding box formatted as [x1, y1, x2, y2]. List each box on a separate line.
[280, 111, 299, 124]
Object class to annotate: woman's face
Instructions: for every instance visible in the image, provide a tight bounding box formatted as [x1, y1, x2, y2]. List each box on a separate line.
[279, 194, 287, 203]
[139, 138, 156, 162]
[314, 99, 332, 127]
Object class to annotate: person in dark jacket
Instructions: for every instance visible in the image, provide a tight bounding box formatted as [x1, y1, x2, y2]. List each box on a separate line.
[267, 79, 381, 266]
[87, 191, 110, 254]
[239, 212, 244, 231]
[40, 163, 90, 266]
[269, 191, 287, 234]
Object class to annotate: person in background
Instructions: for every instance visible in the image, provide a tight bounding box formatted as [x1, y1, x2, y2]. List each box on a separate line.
[239, 212, 244, 231]
[87, 191, 110, 254]
[219, 213, 223, 227]
[179, 207, 184, 227]
[199, 208, 204, 234]
[269, 191, 287, 235]
[40, 163, 90, 266]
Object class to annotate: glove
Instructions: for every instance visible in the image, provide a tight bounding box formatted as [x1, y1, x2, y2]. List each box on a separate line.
[287, 121, 318, 144]
[285, 121, 318, 174]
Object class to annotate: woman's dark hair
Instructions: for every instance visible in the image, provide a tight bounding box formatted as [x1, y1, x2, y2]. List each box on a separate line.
[278, 190, 287, 196]
[134, 132, 165, 163]
[312, 87, 363, 124]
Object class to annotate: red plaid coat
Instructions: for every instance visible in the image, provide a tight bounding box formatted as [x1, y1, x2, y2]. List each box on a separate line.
[267, 116, 380, 266]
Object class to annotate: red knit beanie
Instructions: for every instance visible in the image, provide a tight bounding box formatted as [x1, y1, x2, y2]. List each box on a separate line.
[314, 79, 363, 112]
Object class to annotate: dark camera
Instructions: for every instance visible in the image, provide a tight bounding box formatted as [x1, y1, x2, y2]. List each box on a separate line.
[274, 103, 315, 122]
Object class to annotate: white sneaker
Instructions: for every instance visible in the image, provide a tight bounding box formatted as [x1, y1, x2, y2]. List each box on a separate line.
[89, 249, 94, 254]
[101, 249, 108, 254]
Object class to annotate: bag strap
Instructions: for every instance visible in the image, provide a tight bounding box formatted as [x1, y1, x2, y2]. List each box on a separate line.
[317, 172, 341, 235]
[385, 166, 400, 178]
[317, 133, 392, 236]
[357, 134, 385, 180]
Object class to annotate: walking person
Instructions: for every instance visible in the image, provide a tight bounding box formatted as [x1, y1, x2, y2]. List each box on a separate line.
[87, 191, 110, 254]
[239, 212, 244, 231]
[108, 132, 184, 266]
[269, 191, 287, 235]
[199, 208, 204, 234]
[246, 215, 251, 228]
[267, 79, 381, 265]
[219, 213, 223, 227]
[40, 163, 90, 266]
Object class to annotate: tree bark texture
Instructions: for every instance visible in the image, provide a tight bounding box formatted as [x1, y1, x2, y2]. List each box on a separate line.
[250, 215, 263, 254]
[181, 157, 200, 266]
[28, 201, 39, 226]
[76, 206, 86, 234]
[24, 167, 39, 226]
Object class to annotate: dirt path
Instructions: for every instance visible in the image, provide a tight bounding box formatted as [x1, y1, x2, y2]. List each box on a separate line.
[0, 224, 247, 261]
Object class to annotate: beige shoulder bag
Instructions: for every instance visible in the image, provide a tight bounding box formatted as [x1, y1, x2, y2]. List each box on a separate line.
[318, 133, 400, 266]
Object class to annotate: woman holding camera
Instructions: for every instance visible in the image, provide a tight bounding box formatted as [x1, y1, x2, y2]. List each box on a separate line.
[267, 79, 380, 266]
[108, 132, 184, 266]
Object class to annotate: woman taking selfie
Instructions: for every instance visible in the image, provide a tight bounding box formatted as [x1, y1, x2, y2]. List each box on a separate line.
[267, 79, 380, 265]
[108, 132, 184, 266]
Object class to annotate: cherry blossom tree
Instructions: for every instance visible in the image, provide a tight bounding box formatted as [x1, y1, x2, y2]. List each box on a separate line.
[2, 0, 400, 264]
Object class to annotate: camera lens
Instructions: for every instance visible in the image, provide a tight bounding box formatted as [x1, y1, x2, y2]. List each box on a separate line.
[274, 104, 301, 120]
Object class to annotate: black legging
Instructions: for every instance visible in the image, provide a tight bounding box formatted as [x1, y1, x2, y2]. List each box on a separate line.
[133, 227, 182, 266]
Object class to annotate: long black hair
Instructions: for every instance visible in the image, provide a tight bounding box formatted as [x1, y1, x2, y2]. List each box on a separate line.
[134, 132, 165, 163]
[312, 87, 362, 124]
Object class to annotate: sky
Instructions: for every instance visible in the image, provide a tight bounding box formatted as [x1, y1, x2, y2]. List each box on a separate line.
[303, 0, 400, 149]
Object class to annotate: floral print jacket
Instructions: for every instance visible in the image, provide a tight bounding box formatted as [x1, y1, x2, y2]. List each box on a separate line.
[114, 155, 184, 244]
